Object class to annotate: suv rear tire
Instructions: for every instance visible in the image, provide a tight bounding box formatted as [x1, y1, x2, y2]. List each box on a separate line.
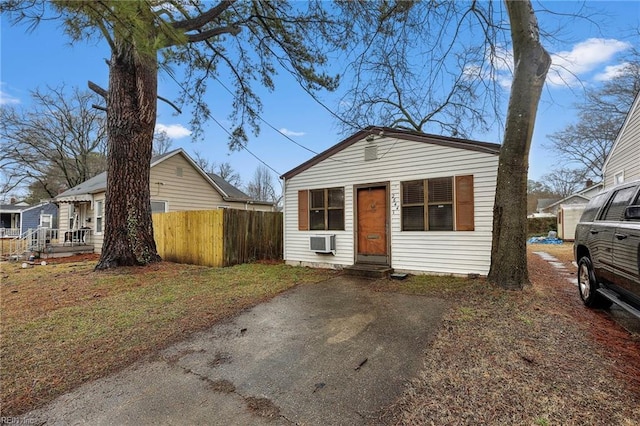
[577, 256, 612, 309]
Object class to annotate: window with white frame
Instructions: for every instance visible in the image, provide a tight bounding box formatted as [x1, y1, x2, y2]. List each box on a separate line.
[151, 200, 168, 214]
[39, 214, 53, 228]
[614, 171, 624, 185]
[95, 200, 104, 233]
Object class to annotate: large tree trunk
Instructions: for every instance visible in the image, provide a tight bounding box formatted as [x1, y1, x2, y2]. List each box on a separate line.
[95, 40, 161, 270]
[487, 1, 551, 289]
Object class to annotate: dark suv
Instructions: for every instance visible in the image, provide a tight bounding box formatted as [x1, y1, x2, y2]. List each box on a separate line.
[574, 179, 640, 318]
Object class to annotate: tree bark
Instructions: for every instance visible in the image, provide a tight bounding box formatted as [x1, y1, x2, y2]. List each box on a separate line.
[95, 39, 161, 270]
[487, 1, 551, 289]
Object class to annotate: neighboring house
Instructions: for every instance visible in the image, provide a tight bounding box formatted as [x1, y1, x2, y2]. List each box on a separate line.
[280, 126, 500, 276]
[603, 92, 640, 187]
[55, 148, 274, 253]
[542, 182, 604, 241]
[540, 182, 604, 216]
[0, 201, 58, 237]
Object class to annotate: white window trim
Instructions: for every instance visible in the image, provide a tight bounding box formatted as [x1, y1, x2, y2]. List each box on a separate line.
[151, 200, 169, 213]
[95, 200, 104, 235]
[614, 171, 624, 185]
[39, 214, 53, 228]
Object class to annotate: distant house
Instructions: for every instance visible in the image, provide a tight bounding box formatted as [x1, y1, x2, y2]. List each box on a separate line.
[281, 126, 500, 276]
[0, 201, 58, 238]
[542, 182, 604, 241]
[603, 92, 640, 187]
[55, 148, 274, 253]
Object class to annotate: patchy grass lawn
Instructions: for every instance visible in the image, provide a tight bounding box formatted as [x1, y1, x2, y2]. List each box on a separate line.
[0, 258, 336, 416]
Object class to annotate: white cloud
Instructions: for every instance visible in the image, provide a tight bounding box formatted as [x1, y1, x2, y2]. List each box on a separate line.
[464, 38, 631, 90]
[279, 128, 305, 137]
[593, 62, 633, 82]
[547, 38, 631, 86]
[155, 123, 191, 139]
[0, 89, 20, 105]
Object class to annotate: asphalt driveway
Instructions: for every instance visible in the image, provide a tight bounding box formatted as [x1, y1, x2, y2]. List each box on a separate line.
[27, 276, 447, 425]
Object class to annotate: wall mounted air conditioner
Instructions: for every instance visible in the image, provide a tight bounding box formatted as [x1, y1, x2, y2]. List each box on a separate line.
[310, 234, 336, 255]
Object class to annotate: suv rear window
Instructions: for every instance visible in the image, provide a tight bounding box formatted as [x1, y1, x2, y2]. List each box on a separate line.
[601, 186, 637, 221]
[580, 192, 608, 222]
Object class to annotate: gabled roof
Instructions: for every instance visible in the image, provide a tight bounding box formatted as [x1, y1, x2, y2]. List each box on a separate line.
[543, 194, 589, 211]
[576, 182, 603, 197]
[281, 126, 501, 180]
[55, 148, 271, 206]
[207, 173, 251, 202]
[603, 91, 640, 173]
[537, 198, 561, 212]
[543, 182, 604, 211]
[0, 201, 56, 213]
[0, 204, 27, 213]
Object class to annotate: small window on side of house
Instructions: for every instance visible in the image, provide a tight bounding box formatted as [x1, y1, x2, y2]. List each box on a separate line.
[151, 201, 168, 214]
[95, 200, 104, 233]
[39, 214, 53, 229]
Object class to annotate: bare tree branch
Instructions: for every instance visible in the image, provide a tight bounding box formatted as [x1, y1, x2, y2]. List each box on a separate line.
[88, 80, 107, 98]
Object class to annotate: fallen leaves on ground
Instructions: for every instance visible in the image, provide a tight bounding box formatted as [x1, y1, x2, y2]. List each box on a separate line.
[380, 244, 640, 425]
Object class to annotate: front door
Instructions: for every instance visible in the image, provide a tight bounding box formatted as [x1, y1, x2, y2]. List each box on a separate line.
[356, 186, 388, 264]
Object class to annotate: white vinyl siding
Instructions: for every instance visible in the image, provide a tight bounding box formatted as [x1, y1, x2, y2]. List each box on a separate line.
[59, 205, 70, 231]
[283, 136, 498, 275]
[604, 95, 640, 187]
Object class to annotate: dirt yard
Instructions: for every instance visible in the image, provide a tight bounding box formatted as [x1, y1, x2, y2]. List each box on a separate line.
[378, 243, 640, 425]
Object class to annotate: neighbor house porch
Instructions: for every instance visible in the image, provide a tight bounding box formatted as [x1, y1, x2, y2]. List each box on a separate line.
[1, 228, 94, 260]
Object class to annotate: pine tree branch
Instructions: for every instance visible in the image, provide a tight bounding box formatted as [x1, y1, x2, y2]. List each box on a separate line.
[171, 1, 236, 31]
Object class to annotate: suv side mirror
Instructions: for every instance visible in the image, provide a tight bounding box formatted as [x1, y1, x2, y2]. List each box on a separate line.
[624, 205, 640, 220]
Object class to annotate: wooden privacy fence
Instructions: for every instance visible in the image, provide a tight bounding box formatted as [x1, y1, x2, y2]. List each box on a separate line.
[152, 209, 283, 267]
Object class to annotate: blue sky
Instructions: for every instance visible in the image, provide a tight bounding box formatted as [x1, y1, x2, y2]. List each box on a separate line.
[1, 1, 639, 191]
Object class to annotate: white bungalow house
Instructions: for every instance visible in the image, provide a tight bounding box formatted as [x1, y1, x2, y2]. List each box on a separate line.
[603, 91, 640, 187]
[280, 126, 500, 276]
[55, 148, 274, 253]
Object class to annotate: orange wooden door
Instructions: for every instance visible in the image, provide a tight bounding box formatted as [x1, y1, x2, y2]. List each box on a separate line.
[357, 187, 387, 257]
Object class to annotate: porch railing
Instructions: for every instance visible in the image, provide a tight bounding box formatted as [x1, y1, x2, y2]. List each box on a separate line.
[0, 228, 21, 238]
[1, 228, 92, 259]
[60, 228, 92, 246]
